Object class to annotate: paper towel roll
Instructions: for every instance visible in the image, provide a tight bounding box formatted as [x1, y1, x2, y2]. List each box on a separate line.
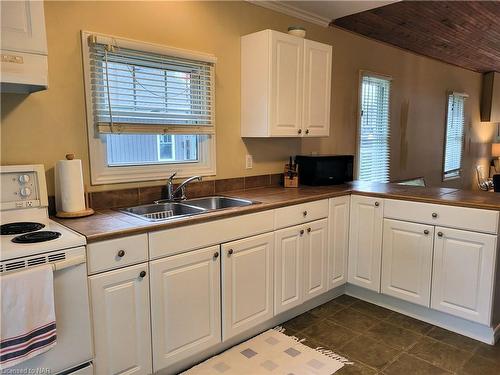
[55, 157, 86, 213]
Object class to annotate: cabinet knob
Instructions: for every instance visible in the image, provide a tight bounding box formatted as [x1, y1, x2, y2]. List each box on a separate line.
[297, 129, 302, 134]
[228, 249, 234, 256]
[300, 229, 305, 235]
[303, 210, 308, 217]
[213, 252, 219, 259]
[375, 201, 380, 207]
[437, 231, 443, 237]
[432, 212, 438, 218]
[305, 129, 309, 135]
[117, 250, 125, 257]
[139, 270, 146, 278]
[307, 227, 311, 233]
[424, 230, 429, 235]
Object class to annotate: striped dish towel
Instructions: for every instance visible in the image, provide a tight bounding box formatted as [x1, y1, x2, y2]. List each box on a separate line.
[1, 264, 57, 369]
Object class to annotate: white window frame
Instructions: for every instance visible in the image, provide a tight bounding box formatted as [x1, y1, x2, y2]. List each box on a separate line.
[157, 135, 176, 162]
[442, 91, 468, 181]
[81, 31, 216, 185]
[356, 71, 392, 183]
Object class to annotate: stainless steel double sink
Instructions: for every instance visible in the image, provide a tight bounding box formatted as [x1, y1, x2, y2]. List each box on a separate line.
[120, 196, 258, 222]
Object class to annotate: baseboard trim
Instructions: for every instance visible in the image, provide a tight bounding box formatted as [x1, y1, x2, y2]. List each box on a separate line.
[157, 285, 346, 374]
[346, 284, 497, 345]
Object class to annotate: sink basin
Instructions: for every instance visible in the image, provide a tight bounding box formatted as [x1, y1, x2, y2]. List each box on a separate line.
[120, 202, 206, 222]
[184, 196, 256, 210]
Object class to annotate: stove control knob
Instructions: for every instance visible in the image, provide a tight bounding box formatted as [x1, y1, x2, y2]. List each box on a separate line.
[20, 187, 31, 197]
[18, 174, 30, 184]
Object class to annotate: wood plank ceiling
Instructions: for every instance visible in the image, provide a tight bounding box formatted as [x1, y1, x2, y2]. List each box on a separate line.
[332, 1, 500, 73]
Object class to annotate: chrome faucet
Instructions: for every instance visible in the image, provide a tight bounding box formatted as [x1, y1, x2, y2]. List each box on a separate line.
[165, 173, 202, 201]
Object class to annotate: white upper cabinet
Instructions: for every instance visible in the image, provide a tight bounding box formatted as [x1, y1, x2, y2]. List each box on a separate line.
[348, 195, 384, 292]
[221, 232, 274, 340]
[381, 219, 434, 307]
[328, 196, 350, 290]
[431, 227, 497, 325]
[241, 29, 332, 137]
[0, 0, 48, 92]
[150, 246, 221, 373]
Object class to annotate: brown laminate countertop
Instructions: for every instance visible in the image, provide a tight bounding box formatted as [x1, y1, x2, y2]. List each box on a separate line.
[54, 182, 500, 243]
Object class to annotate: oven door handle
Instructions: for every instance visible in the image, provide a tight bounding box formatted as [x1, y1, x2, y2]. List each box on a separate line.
[51, 255, 86, 272]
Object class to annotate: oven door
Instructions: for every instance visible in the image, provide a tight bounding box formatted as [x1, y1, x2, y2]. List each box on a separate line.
[5, 247, 93, 374]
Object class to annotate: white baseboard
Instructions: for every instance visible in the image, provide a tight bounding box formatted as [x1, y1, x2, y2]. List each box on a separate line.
[346, 284, 497, 345]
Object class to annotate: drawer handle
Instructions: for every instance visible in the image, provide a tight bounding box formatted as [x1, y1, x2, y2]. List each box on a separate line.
[228, 249, 234, 256]
[300, 229, 305, 235]
[432, 212, 438, 218]
[307, 227, 311, 233]
[303, 210, 308, 217]
[305, 129, 309, 135]
[298, 129, 302, 134]
[437, 231, 443, 237]
[139, 270, 146, 278]
[213, 251, 219, 259]
[375, 201, 380, 207]
[117, 250, 125, 258]
[424, 230, 429, 235]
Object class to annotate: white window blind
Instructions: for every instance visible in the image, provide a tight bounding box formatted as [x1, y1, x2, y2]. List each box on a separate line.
[87, 35, 215, 135]
[358, 74, 391, 183]
[443, 92, 466, 180]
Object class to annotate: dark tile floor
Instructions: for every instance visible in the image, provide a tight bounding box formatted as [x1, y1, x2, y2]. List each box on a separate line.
[282, 295, 500, 375]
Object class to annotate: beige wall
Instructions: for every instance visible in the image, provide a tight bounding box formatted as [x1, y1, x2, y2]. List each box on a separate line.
[1, 1, 495, 195]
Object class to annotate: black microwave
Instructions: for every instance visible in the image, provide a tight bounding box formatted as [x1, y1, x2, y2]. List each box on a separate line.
[295, 155, 354, 186]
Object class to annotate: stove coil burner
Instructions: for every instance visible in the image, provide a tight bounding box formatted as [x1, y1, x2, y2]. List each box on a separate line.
[1, 222, 45, 235]
[12, 231, 62, 244]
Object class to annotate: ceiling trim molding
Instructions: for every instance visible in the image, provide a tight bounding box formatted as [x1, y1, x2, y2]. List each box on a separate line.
[247, 1, 331, 27]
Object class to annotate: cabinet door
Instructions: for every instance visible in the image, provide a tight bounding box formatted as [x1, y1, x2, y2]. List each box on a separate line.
[431, 227, 497, 324]
[328, 196, 350, 289]
[269, 31, 303, 136]
[0, 0, 47, 54]
[150, 246, 221, 372]
[89, 263, 152, 375]
[303, 219, 328, 301]
[221, 232, 274, 340]
[275, 225, 303, 314]
[302, 39, 332, 137]
[381, 219, 434, 306]
[348, 195, 384, 292]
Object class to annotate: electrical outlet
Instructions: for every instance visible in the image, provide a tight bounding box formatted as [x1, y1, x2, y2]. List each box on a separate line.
[245, 154, 253, 169]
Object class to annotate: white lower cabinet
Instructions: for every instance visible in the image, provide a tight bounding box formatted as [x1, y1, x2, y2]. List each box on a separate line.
[381, 219, 434, 306]
[89, 263, 152, 375]
[431, 227, 497, 324]
[221, 232, 274, 340]
[348, 195, 384, 292]
[150, 246, 221, 372]
[275, 219, 328, 314]
[328, 196, 350, 289]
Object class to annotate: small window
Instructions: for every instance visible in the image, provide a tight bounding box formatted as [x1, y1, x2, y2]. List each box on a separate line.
[82, 31, 216, 184]
[357, 73, 392, 183]
[443, 92, 467, 180]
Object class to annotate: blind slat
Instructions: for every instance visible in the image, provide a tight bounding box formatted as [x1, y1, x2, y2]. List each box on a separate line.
[443, 93, 465, 179]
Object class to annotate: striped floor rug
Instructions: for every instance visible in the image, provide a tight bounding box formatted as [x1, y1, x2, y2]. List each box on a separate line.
[183, 327, 352, 374]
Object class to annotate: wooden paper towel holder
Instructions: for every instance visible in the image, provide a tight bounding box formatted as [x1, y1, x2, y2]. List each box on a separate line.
[55, 154, 95, 218]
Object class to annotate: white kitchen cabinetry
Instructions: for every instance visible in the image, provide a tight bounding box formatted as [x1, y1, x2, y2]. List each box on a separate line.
[0, 0, 48, 92]
[221, 232, 274, 340]
[328, 196, 350, 289]
[89, 263, 152, 375]
[431, 227, 497, 325]
[241, 29, 332, 137]
[381, 219, 434, 307]
[150, 246, 221, 372]
[275, 219, 328, 314]
[348, 195, 384, 292]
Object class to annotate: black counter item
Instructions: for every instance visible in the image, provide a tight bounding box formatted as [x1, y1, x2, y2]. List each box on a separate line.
[295, 155, 354, 186]
[493, 174, 500, 192]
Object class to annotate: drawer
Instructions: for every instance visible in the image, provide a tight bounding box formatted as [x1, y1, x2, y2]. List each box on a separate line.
[149, 210, 274, 259]
[274, 199, 329, 230]
[384, 199, 499, 234]
[87, 234, 148, 274]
